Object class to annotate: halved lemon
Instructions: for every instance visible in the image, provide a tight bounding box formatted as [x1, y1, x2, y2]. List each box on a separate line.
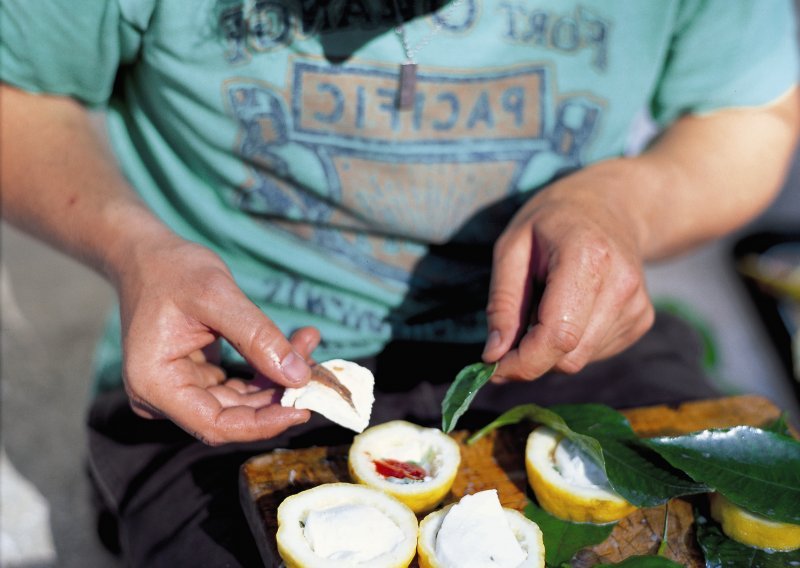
[349, 420, 461, 513]
[276, 483, 418, 567]
[709, 492, 800, 551]
[525, 426, 636, 523]
[417, 490, 545, 568]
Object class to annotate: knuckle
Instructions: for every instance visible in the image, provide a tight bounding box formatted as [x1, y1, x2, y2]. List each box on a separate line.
[486, 287, 520, 319]
[247, 324, 280, 359]
[614, 263, 643, 299]
[555, 352, 589, 375]
[546, 321, 582, 354]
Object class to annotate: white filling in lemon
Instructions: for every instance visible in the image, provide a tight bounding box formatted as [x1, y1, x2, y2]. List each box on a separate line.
[434, 490, 526, 568]
[303, 504, 404, 563]
[553, 438, 613, 491]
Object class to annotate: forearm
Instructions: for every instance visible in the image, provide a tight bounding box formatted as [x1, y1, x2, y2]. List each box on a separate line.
[571, 87, 800, 261]
[0, 84, 176, 284]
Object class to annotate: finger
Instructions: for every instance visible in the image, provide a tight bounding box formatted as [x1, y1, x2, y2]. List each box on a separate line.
[559, 290, 654, 371]
[167, 385, 311, 445]
[483, 230, 537, 363]
[206, 383, 282, 408]
[289, 327, 321, 360]
[494, 244, 608, 380]
[220, 379, 276, 394]
[187, 279, 311, 388]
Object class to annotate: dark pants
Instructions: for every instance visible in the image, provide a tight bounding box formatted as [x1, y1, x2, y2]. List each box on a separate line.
[87, 312, 718, 567]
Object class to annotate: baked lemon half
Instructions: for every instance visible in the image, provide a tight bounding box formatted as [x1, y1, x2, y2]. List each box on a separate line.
[417, 490, 545, 568]
[349, 420, 460, 513]
[276, 483, 418, 568]
[525, 426, 636, 523]
[710, 492, 800, 551]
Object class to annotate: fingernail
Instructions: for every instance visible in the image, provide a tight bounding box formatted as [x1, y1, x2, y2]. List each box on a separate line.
[281, 351, 310, 384]
[482, 330, 502, 358]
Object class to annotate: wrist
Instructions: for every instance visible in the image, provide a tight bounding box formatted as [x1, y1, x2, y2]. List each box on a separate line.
[99, 202, 182, 288]
[537, 157, 664, 259]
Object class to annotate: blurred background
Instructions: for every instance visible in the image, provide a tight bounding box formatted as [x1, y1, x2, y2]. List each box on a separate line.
[2, 15, 800, 568]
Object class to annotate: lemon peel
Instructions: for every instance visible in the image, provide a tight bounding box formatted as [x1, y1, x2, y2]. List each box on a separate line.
[417, 497, 545, 568]
[710, 492, 800, 551]
[525, 426, 636, 523]
[349, 420, 460, 513]
[276, 483, 418, 568]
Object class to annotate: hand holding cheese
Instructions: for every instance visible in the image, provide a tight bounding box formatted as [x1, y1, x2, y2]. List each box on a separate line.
[281, 359, 375, 433]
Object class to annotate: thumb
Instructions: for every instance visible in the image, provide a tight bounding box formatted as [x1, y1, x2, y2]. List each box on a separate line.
[483, 231, 537, 363]
[190, 283, 311, 387]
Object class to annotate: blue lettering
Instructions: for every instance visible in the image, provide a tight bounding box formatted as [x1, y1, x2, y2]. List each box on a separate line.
[376, 87, 401, 131]
[248, 0, 291, 51]
[432, 92, 459, 131]
[313, 83, 344, 124]
[498, 3, 519, 40]
[412, 92, 425, 130]
[355, 85, 366, 129]
[501, 86, 525, 127]
[466, 91, 494, 129]
[578, 7, 608, 70]
[220, 7, 248, 64]
[524, 11, 549, 46]
[551, 16, 579, 51]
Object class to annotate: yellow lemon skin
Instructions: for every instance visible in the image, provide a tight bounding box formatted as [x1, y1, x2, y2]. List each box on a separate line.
[710, 493, 800, 552]
[349, 420, 460, 514]
[276, 482, 418, 568]
[416, 504, 545, 568]
[525, 427, 636, 524]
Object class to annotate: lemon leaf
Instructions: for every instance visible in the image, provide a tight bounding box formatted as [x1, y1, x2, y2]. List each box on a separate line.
[467, 402, 604, 466]
[646, 427, 800, 523]
[523, 501, 614, 566]
[554, 404, 708, 507]
[441, 362, 496, 433]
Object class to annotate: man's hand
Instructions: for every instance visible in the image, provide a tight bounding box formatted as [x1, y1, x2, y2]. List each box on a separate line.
[481, 89, 800, 382]
[481, 165, 654, 382]
[1, 85, 316, 445]
[116, 233, 317, 445]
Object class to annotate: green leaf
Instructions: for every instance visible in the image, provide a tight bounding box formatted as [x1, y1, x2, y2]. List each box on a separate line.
[440, 362, 497, 433]
[554, 405, 708, 507]
[467, 403, 604, 466]
[470, 402, 707, 507]
[645, 427, 800, 523]
[609, 557, 684, 567]
[764, 413, 792, 437]
[695, 506, 800, 567]
[523, 501, 614, 566]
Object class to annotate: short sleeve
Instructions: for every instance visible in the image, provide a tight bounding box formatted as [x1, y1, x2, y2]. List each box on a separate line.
[651, 0, 799, 126]
[0, 0, 155, 106]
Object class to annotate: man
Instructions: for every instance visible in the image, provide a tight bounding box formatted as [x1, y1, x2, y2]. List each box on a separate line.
[2, 1, 798, 565]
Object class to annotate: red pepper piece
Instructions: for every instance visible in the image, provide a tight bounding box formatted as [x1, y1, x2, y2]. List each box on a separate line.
[372, 458, 427, 480]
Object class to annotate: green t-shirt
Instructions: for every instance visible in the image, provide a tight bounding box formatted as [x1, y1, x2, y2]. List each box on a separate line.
[2, 0, 797, 392]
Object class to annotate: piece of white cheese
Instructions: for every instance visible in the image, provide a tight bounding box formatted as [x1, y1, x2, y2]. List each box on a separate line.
[281, 359, 374, 433]
[553, 438, 612, 491]
[434, 490, 526, 568]
[303, 503, 404, 563]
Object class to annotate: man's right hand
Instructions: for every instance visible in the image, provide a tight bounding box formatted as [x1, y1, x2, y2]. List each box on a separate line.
[1, 84, 314, 445]
[116, 233, 317, 445]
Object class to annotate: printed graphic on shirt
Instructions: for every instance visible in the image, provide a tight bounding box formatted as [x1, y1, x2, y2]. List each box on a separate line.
[216, 1, 609, 72]
[226, 59, 603, 291]
[217, 0, 479, 63]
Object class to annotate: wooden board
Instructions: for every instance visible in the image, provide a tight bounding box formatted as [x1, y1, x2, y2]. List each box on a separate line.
[240, 395, 787, 567]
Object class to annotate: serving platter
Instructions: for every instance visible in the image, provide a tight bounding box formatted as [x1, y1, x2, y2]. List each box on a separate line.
[240, 395, 788, 567]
